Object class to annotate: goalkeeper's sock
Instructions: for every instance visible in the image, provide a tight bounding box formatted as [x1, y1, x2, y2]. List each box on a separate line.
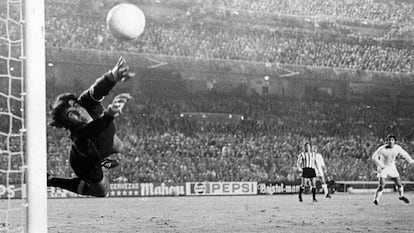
[48, 177, 92, 195]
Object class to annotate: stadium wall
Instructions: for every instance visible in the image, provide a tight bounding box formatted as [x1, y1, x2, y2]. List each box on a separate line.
[2, 181, 414, 199]
[46, 48, 414, 101]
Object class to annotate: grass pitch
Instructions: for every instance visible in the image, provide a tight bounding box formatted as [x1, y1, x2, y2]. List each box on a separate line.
[47, 193, 414, 233]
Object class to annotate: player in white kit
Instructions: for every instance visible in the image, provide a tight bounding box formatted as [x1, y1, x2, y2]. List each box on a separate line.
[313, 146, 331, 198]
[372, 135, 414, 205]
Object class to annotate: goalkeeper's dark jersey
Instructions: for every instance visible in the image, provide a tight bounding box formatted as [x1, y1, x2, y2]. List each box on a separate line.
[69, 72, 117, 183]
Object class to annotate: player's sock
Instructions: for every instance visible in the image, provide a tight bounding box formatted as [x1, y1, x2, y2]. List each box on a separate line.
[299, 186, 304, 202]
[397, 185, 410, 203]
[322, 184, 329, 196]
[374, 190, 383, 202]
[398, 185, 404, 197]
[47, 177, 92, 195]
[311, 187, 317, 201]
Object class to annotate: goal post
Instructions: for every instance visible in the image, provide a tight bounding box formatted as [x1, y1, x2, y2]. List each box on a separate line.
[24, 0, 47, 232]
[1, 0, 47, 232]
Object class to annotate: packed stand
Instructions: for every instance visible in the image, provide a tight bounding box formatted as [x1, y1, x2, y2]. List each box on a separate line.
[45, 89, 414, 183]
[191, 0, 414, 23]
[44, 0, 414, 73]
[42, 0, 414, 184]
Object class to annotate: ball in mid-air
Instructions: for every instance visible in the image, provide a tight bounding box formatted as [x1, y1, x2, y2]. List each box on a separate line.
[106, 3, 145, 41]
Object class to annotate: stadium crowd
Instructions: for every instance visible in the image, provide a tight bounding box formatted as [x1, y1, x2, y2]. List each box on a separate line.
[45, 0, 414, 24]
[191, 0, 414, 23]
[43, 0, 414, 73]
[44, 89, 414, 184]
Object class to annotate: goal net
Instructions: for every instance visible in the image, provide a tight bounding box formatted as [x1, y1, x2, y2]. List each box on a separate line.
[0, 0, 47, 232]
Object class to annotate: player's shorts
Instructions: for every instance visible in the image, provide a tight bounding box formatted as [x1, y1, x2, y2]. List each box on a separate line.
[302, 168, 317, 178]
[70, 147, 104, 183]
[377, 165, 400, 179]
[315, 169, 324, 178]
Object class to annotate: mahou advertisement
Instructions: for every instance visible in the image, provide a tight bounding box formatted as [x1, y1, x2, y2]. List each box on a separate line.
[45, 183, 186, 198]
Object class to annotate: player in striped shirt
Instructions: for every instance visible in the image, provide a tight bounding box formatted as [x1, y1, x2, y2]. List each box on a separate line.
[372, 135, 414, 205]
[297, 142, 318, 202]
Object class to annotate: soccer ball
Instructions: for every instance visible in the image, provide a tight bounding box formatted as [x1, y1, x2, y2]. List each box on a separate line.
[106, 3, 146, 41]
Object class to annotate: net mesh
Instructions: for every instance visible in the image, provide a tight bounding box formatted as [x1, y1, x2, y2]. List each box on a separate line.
[0, 0, 27, 232]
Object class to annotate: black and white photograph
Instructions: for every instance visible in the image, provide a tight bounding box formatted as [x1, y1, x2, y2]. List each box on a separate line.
[1, 0, 414, 232]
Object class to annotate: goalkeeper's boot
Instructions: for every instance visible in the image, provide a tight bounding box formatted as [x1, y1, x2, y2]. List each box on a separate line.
[101, 158, 119, 169]
[325, 193, 332, 198]
[373, 200, 379, 206]
[399, 196, 410, 204]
